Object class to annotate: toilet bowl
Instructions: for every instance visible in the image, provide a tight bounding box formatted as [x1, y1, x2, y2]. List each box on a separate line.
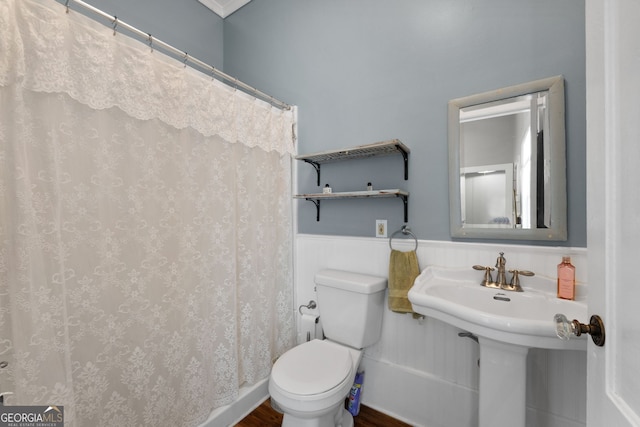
[269, 339, 362, 427]
[268, 269, 387, 427]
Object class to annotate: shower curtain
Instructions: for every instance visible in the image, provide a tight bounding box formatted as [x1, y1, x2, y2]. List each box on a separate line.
[0, 0, 295, 426]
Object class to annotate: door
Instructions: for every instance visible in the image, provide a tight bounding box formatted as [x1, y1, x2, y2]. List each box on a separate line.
[586, 0, 640, 425]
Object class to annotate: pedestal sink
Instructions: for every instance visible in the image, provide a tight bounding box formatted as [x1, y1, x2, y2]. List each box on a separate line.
[408, 266, 587, 427]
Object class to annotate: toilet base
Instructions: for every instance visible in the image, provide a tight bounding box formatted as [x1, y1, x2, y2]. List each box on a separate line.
[281, 403, 353, 427]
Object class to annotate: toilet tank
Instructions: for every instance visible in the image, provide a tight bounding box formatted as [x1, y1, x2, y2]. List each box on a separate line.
[314, 269, 387, 349]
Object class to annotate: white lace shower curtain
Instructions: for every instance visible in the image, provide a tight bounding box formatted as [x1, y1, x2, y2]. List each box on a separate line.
[0, 0, 295, 425]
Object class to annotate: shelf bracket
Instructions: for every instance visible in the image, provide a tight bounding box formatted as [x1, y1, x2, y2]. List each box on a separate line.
[398, 194, 409, 222]
[395, 145, 409, 180]
[303, 159, 321, 186]
[305, 198, 321, 221]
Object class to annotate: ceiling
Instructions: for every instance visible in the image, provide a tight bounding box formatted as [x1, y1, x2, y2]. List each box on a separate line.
[198, 0, 252, 18]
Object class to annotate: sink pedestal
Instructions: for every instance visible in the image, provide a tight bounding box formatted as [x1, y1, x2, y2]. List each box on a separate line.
[408, 266, 588, 427]
[478, 337, 529, 427]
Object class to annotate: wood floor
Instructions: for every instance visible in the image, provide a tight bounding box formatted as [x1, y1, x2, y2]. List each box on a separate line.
[235, 399, 411, 427]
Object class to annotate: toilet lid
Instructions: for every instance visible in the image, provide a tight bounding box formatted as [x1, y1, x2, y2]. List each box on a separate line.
[272, 340, 352, 396]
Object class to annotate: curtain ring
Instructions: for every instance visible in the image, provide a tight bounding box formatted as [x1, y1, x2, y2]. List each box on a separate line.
[112, 17, 118, 36]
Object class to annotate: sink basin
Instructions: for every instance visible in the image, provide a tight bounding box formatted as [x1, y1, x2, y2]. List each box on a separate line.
[409, 266, 587, 427]
[408, 265, 588, 427]
[408, 265, 587, 350]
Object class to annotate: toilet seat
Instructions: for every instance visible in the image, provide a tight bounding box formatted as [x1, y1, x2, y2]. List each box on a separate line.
[271, 339, 353, 396]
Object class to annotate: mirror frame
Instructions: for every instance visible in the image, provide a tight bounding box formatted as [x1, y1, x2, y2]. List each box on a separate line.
[448, 75, 567, 241]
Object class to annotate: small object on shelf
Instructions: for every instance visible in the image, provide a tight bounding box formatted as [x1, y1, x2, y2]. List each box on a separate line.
[323, 184, 332, 194]
[367, 182, 373, 191]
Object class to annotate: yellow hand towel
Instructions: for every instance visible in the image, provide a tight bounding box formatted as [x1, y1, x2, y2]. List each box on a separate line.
[388, 249, 420, 314]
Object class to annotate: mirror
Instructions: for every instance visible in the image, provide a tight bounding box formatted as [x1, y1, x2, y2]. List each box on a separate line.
[448, 76, 567, 240]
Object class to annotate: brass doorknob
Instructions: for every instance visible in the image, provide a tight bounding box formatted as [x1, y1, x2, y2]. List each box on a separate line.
[554, 313, 606, 347]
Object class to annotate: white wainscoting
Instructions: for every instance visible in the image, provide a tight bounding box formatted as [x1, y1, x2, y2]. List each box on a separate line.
[295, 234, 587, 427]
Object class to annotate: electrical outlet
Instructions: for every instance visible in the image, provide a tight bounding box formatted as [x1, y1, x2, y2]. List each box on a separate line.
[376, 220, 387, 238]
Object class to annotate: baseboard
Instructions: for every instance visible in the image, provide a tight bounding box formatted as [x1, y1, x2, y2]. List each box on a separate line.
[525, 407, 586, 427]
[198, 378, 270, 427]
[359, 355, 478, 427]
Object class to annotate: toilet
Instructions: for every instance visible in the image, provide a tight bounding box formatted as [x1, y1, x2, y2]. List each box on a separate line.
[269, 269, 387, 427]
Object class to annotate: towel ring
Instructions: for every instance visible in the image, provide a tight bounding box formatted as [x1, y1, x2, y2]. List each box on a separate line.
[389, 225, 418, 251]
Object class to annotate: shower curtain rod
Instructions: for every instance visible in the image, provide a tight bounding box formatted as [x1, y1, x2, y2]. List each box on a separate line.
[63, 0, 291, 111]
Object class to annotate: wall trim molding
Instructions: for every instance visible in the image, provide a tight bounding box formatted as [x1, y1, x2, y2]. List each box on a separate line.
[198, 379, 269, 427]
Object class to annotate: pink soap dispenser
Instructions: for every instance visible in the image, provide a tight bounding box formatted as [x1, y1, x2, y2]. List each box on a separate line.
[557, 256, 576, 300]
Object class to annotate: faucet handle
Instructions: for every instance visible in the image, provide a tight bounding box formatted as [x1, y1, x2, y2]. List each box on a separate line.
[510, 269, 534, 277]
[473, 265, 494, 271]
[473, 265, 496, 287]
[508, 269, 534, 291]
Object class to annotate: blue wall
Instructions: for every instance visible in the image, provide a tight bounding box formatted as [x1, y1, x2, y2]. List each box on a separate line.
[56, 0, 586, 247]
[224, 0, 586, 247]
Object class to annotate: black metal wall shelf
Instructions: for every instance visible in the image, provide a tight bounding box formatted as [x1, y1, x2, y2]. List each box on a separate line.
[294, 190, 409, 222]
[295, 139, 410, 222]
[296, 139, 410, 185]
